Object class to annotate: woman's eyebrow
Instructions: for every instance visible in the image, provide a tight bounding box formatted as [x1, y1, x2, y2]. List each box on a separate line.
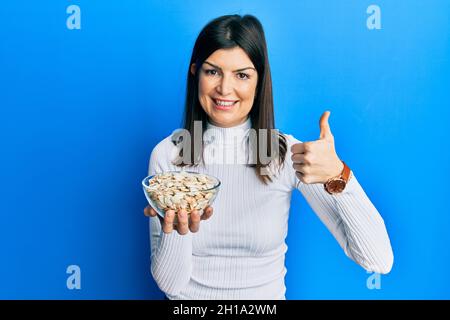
[204, 61, 256, 72]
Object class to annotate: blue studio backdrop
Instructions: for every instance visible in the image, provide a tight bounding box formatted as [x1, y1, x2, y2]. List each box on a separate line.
[1, 1, 449, 299]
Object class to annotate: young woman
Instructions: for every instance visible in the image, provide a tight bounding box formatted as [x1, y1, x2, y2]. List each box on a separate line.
[144, 14, 393, 300]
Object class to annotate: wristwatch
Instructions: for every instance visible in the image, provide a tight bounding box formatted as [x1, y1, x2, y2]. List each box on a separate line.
[324, 161, 351, 194]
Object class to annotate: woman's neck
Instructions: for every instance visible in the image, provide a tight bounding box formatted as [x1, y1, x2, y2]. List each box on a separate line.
[205, 117, 252, 144]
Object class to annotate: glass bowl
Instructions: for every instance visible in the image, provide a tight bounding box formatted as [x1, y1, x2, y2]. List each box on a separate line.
[142, 170, 221, 219]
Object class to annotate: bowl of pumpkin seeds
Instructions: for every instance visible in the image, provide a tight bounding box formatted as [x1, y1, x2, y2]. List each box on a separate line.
[142, 170, 221, 219]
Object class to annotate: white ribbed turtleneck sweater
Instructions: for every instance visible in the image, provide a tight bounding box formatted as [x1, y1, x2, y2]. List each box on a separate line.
[148, 117, 393, 300]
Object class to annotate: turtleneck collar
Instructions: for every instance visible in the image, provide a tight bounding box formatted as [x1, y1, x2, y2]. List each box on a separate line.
[204, 117, 252, 145]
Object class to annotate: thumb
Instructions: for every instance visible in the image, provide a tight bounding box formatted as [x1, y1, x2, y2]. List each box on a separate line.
[319, 111, 333, 140]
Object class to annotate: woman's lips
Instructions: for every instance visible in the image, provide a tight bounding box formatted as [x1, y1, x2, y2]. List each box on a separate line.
[213, 99, 238, 110]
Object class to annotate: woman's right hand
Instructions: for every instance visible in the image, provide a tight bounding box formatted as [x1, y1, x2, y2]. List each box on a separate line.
[143, 205, 214, 235]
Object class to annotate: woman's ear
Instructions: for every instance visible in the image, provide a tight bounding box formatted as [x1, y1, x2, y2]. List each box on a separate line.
[190, 63, 196, 76]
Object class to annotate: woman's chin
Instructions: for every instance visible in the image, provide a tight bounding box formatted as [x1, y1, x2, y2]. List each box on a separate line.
[210, 116, 245, 128]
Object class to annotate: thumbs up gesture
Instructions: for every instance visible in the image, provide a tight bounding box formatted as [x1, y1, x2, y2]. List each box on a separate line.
[291, 111, 344, 184]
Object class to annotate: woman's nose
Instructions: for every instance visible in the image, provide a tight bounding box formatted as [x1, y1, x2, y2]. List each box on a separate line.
[217, 74, 234, 96]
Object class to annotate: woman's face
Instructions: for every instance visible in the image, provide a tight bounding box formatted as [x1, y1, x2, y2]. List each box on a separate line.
[192, 47, 258, 128]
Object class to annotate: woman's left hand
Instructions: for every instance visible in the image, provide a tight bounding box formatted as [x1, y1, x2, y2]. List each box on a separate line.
[291, 111, 344, 184]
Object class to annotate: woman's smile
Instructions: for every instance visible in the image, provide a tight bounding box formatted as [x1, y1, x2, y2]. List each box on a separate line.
[212, 97, 239, 110]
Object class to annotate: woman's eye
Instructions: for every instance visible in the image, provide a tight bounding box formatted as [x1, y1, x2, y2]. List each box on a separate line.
[237, 72, 250, 80]
[205, 69, 218, 76]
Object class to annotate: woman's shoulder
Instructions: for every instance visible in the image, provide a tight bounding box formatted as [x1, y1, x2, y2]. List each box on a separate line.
[149, 133, 180, 163]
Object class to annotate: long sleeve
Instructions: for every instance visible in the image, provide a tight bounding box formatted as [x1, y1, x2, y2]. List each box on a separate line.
[148, 140, 193, 296]
[286, 135, 394, 274]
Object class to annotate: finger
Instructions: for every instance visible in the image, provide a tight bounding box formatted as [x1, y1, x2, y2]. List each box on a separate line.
[295, 171, 309, 183]
[149, 207, 157, 217]
[295, 171, 304, 180]
[144, 206, 156, 217]
[151, 207, 159, 217]
[189, 210, 201, 233]
[162, 210, 175, 234]
[201, 206, 214, 221]
[291, 153, 307, 164]
[319, 111, 333, 140]
[176, 209, 189, 235]
[293, 162, 307, 174]
[290, 142, 306, 155]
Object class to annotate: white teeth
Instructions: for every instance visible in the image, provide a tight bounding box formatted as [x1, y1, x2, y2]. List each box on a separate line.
[214, 99, 236, 106]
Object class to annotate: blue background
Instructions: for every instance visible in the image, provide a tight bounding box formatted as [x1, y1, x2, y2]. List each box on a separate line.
[1, 0, 449, 299]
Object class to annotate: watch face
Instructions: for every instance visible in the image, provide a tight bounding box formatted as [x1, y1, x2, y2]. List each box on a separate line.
[327, 179, 346, 193]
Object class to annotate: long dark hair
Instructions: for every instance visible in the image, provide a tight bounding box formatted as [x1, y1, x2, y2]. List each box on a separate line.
[173, 14, 287, 184]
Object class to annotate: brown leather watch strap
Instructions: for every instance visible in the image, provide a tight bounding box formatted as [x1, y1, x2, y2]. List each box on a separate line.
[324, 161, 351, 194]
[341, 161, 351, 182]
